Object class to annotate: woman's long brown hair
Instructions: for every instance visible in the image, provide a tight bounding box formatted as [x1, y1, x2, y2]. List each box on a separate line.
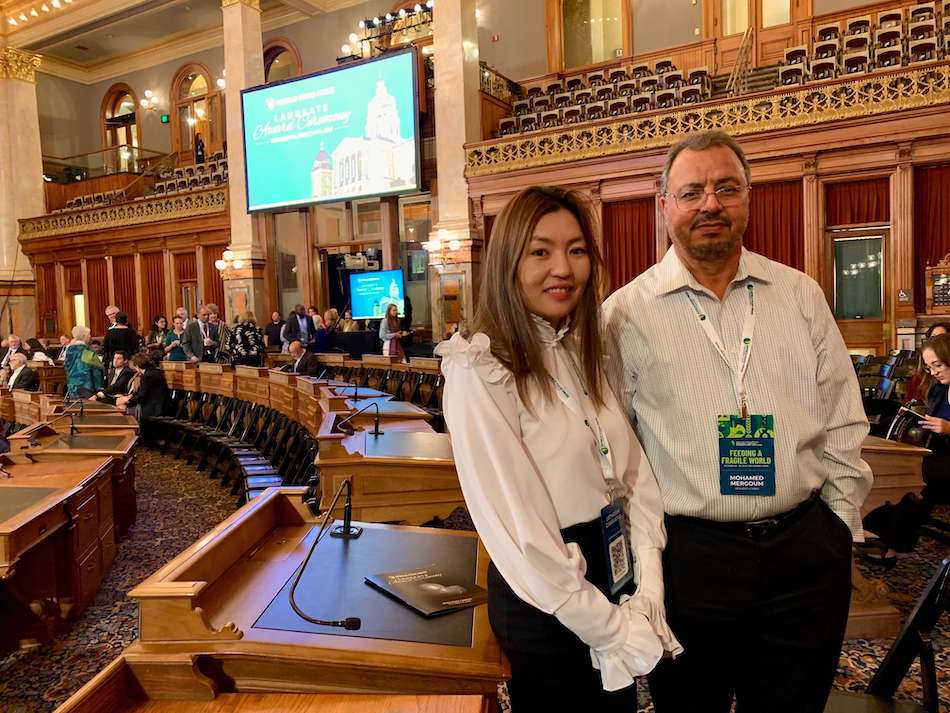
[473, 186, 607, 409]
[923, 333, 950, 402]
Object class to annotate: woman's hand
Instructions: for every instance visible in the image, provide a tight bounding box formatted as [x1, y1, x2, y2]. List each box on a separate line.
[921, 415, 950, 435]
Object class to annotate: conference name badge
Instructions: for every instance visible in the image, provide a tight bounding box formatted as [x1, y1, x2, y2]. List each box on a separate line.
[600, 500, 635, 596]
[717, 414, 776, 496]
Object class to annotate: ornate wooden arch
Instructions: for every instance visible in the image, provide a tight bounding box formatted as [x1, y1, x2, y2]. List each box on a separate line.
[263, 38, 303, 82]
[99, 82, 141, 151]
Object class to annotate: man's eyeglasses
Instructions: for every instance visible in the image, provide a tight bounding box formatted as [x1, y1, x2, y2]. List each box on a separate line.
[667, 185, 750, 211]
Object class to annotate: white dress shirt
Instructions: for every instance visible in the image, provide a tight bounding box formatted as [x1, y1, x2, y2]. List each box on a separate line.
[8, 365, 25, 388]
[436, 317, 680, 692]
[603, 247, 872, 539]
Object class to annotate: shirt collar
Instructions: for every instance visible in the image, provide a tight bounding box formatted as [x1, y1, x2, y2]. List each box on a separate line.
[655, 245, 773, 297]
[530, 313, 570, 345]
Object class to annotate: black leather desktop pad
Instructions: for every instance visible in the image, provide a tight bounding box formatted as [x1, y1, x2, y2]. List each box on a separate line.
[254, 525, 478, 647]
[0, 487, 58, 522]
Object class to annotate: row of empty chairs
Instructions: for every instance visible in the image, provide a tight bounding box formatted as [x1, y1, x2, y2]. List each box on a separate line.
[153, 156, 229, 195]
[780, 2, 950, 85]
[57, 188, 127, 212]
[498, 60, 711, 137]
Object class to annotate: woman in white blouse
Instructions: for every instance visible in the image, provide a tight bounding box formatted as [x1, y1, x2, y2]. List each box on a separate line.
[435, 187, 680, 710]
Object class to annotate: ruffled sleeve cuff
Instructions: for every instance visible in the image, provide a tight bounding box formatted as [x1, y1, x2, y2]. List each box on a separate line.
[627, 546, 683, 657]
[589, 608, 664, 691]
[434, 332, 511, 385]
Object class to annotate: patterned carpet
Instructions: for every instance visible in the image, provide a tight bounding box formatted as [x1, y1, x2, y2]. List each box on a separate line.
[0, 449, 946, 712]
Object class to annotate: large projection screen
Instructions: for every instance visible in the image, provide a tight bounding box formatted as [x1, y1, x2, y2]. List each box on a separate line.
[240, 48, 420, 212]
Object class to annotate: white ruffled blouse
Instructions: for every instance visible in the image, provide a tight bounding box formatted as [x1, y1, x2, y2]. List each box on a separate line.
[435, 318, 682, 692]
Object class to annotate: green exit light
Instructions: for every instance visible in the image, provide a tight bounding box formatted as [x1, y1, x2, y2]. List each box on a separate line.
[160, 114, 170, 124]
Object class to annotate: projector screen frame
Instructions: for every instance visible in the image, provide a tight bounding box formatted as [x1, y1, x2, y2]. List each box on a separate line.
[349, 268, 407, 321]
[239, 46, 422, 214]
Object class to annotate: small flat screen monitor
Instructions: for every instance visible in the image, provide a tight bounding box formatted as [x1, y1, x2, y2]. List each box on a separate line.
[350, 269, 406, 320]
[241, 48, 420, 212]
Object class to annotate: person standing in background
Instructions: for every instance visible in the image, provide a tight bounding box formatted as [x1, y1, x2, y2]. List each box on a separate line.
[194, 132, 205, 164]
[264, 311, 285, 348]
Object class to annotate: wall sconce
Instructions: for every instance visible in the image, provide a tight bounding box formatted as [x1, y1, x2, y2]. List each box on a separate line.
[215, 250, 244, 273]
[422, 228, 462, 260]
[139, 89, 160, 110]
[216, 77, 226, 89]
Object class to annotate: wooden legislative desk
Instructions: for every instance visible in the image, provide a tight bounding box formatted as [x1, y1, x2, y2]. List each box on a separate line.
[0, 457, 115, 651]
[198, 363, 235, 397]
[0, 386, 15, 421]
[845, 436, 930, 641]
[317, 423, 460, 524]
[57, 660, 490, 713]
[54, 489, 506, 710]
[6, 422, 138, 538]
[234, 365, 270, 406]
[11, 408, 139, 435]
[860, 435, 929, 514]
[28, 361, 66, 394]
[160, 361, 199, 391]
[267, 369, 298, 419]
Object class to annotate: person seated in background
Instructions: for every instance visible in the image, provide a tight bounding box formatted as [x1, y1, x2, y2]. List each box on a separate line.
[26, 337, 45, 355]
[90, 351, 134, 405]
[145, 315, 169, 360]
[324, 308, 340, 332]
[6, 353, 39, 391]
[0, 334, 30, 368]
[340, 309, 360, 332]
[907, 322, 950, 402]
[231, 311, 265, 367]
[63, 325, 104, 398]
[163, 316, 188, 361]
[103, 312, 141, 364]
[284, 340, 321, 376]
[116, 353, 168, 419]
[264, 311, 284, 348]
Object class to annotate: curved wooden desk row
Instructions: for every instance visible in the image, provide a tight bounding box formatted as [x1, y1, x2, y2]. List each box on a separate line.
[54, 489, 507, 712]
[160, 358, 463, 527]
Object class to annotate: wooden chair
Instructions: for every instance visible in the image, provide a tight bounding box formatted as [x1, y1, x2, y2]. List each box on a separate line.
[586, 70, 606, 86]
[565, 76, 584, 92]
[553, 91, 573, 108]
[639, 74, 660, 93]
[875, 27, 904, 48]
[817, 22, 842, 41]
[843, 49, 871, 73]
[909, 2, 936, 22]
[681, 85, 703, 103]
[512, 99, 530, 116]
[847, 15, 872, 35]
[688, 67, 712, 95]
[573, 88, 593, 105]
[785, 45, 810, 65]
[595, 84, 615, 101]
[655, 88, 678, 109]
[585, 101, 606, 120]
[608, 98, 630, 116]
[498, 117, 517, 136]
[629, 62, 651, 79]
[563, 105, 583, 125]
[632, 93, 653, 112]
[824, 559, 949, 713]
[540, 110, 561, 129]
[812, 57, 839, 80]
[544, 79, 563, 95]
[876, 46, 904, 69]
[779, 64, 807, 85]
[608, 67, 627, 83]
[908, 37, 938, 62]
[815, 38, 840, 60]
[654, 57, 675, 74]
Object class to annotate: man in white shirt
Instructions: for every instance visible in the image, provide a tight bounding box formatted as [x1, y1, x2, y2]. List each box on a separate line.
[105, 305, 120, 330]
[603, 130, 872, 713]
[7, 353, 38, 391]
[0, 335, 29, 368]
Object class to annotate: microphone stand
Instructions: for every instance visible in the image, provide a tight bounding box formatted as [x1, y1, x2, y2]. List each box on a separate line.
[289, 477, 362, 630]
[330, 478, 363, 539]
[43, 410, 78, 437]
[335, 401, 383, 437]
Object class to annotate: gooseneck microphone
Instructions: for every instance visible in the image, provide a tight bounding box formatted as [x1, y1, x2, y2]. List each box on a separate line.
[335, 401, 384, 437]
[288, 477, 362, 630]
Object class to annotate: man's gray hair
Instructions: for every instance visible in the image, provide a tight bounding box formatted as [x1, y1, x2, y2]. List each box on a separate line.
[659, 130, 752, 194]
[72, 325, 91, 341]
[9, 352, 26, 367]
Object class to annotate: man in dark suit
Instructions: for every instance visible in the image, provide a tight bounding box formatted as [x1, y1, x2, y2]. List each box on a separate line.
[7, 353, 39, 391]
[181, 307, 218, 363]
[0, 335, 30, 368]
[91, 351, 135, 405]
[290, 304, 317, 350]
[284, 340, 321, 376]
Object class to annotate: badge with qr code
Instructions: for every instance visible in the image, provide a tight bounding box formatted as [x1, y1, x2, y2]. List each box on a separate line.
[600, 500, 635, 596]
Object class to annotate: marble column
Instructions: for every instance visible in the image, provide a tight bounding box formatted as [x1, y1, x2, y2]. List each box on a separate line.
[427, 0, 482, 340]
[0, 46, 43, 338]
[220, 0, 267, 322]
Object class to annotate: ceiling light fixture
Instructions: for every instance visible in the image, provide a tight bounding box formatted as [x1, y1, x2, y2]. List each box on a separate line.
[51, 0, 61, 7]
[19, 12, 27, 20]
[41, 4, 49, 11]
[30, 8, 39, 17]
[8, 17, 17, 25]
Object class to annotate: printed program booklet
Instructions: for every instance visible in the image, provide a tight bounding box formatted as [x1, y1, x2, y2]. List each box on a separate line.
[364, 564, 487, 617]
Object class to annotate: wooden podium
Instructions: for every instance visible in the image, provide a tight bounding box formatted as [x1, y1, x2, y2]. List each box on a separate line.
[53, 488, 506, 710]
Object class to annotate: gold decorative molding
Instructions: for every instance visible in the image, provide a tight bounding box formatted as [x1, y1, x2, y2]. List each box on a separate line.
[18, 188, 227, 240]
[466, 61, 950, 178]
[0, 47, 42, 83]
[221, 0, 261, 10]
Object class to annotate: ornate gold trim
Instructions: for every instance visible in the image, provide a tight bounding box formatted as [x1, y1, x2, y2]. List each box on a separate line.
[18, 188, 227, 240]
[0, 47, 42, 83]
[221, 0, 261, 10]
[466, 61, 950, 178]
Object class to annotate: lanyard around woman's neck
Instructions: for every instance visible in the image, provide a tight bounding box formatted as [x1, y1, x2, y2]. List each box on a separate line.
[685, 282, 756, 418]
